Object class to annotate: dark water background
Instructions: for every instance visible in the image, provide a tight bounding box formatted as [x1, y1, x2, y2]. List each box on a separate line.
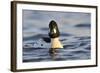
[22, 10, 91, 62]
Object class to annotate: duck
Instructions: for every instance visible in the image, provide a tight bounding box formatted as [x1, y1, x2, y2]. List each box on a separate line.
[49, 20, 63, 53]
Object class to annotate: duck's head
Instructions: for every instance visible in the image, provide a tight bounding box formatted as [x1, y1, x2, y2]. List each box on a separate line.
[49, 20, 60, 38]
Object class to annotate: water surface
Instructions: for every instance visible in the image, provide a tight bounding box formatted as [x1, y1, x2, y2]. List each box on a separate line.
[22, 10, 91, 62]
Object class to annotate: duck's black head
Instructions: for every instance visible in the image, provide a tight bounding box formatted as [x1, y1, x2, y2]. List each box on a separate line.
[49, 20, 60, 38]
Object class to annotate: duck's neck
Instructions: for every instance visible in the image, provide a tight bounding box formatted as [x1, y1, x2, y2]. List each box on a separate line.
[51, 37, 63, 49]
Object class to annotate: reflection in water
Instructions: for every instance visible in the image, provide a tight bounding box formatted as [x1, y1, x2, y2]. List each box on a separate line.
[49, 48, 57, 60]
[50, 52, 57, 60]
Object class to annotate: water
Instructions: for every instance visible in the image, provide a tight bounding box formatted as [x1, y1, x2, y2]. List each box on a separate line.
[23, 25, 91, 62]
[22, 10, 91, 62]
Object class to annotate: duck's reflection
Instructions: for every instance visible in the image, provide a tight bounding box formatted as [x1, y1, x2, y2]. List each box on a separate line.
[49, 48, 57, 60]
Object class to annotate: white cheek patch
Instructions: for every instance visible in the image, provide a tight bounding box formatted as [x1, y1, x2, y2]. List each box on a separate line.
[53, 28, 56, 33]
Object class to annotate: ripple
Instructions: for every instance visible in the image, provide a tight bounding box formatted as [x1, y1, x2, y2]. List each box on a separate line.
[23, 35, 91, 62]
[84, 46, 91, 50]
[71, 50, 88, 54]
[75, 24, 90, 28]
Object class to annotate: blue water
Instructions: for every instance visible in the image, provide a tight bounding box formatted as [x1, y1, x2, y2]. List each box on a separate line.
[23, 25, 91, 62]
[22, 10, 91, 62]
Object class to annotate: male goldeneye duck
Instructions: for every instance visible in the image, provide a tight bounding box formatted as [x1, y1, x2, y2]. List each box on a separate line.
[49, 20, 63, 53]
